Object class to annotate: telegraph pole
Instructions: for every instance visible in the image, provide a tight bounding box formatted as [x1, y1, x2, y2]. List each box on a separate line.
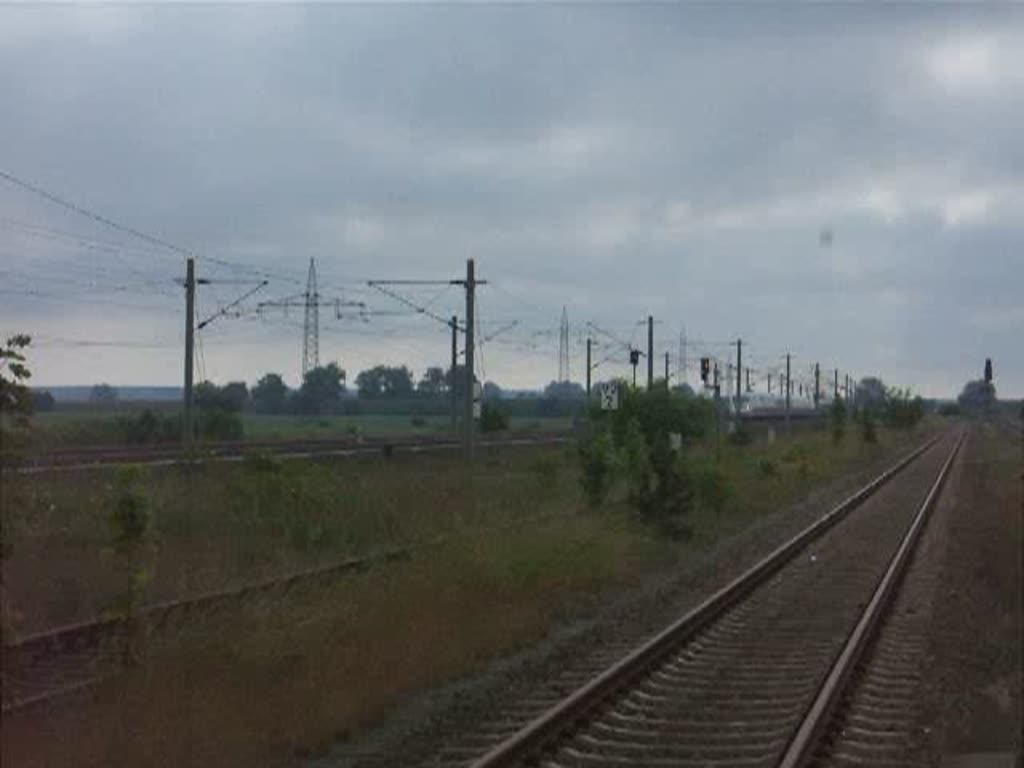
[834, 368, 839, 399]
[183, 258, 196, 446]
[647, 315, 654, 390]
[450, 315, 458, 433]
[768, 373, 772, 394]
[463, 259, 476, 460]
[586, 337, 592, 399]
[814, 363, 821, 409]
[785, 352, 792, 433]
[735, 338, 742, 421]
[713, 361, 721, 463]
[664, 351, 670, 389]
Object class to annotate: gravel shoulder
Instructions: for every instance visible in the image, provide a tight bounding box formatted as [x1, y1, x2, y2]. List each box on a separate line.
[921, 420, 1023, 766]
[314, 430, 949, 768]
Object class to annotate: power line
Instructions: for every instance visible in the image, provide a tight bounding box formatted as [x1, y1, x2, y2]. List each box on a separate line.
[0, 168, 198, 260]
[0, 169, 304, 285]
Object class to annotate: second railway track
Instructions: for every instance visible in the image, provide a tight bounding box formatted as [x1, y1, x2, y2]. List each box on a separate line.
[417, 430, 964, 768]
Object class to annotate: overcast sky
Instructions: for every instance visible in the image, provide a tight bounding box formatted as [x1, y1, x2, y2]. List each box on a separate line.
[1, 3, 1021, 397]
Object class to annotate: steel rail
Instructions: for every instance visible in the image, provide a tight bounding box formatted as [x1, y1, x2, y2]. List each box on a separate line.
[469, 432, 944, 768]
[10, 433, 573, 474]
[2, 503, 580, 714]
[777, 429, 966, 768]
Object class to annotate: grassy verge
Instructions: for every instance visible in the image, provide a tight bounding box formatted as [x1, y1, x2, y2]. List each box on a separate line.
[18, 410, 573, 449]
[1, 418, 944, 767]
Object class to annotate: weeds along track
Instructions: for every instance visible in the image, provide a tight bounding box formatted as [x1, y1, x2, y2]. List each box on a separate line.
[11, 432, 572, 472]
[0, 506, 577, 715]
[421, 431, 961, 768]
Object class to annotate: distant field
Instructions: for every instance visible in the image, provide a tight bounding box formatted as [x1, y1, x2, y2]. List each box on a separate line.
[23, 408, 574, 447]
[241, 412, 572, 439]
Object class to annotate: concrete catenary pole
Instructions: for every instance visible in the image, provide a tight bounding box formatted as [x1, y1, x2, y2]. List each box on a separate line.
[735, 338, 743, 424]
[464, 259, 476, 459]
[785, 353, 792, 434]
[586, 337, 592, 399]
[647, 315, 654, 390]
[450, 315, 458, 433]
[183, 257, 196, 446]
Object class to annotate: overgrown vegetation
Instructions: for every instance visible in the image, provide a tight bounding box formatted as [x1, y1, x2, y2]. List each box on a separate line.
[883, 387, 925, 429]
[860, 406, 878, 443]
[577, 387, 712, 536]
[479, 402, 510, 433]
[831, 396, 847, 443]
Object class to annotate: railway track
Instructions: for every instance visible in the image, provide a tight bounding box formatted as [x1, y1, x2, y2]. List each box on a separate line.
[9, 432, 572, 472]
[1, 504, 581, 715]
[408, 430, 962, 768]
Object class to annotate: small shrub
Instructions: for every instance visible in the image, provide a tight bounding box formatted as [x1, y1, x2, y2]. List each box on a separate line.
[105, 467, 153, 662]
[728, 425, 753, 446]
[757, 458, 777, 477]
[831, 397, 847, 443]
[621, 419, 652, 506]
[480, 403, 509, 433]
[578, 429, 616, 507]
[199, 409, 243, 441]
[243, 450, 282, 474]
[410, 416, 427, 428]
[861, 408, 878, 443]
[938, 403, 960, 417]
[531, 455, 560, 490]
[693, 463, 733, 514]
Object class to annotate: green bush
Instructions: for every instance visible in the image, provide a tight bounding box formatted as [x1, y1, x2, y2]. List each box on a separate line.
[860, 408, 878, 443]
[757, 457, 778, 476]
[410, 416, 427, 428]
[479, 402, 509, 433]
[728, 425, 753, 446]
[831, 397, 847, 443]
[531, 455, 560, 490]
[105, 467, 153, 645]
[938, 403, 961, 417]
[692, 462, 733, 514]
[578, 428, 616, 507]
[885, 388, 924, 429]
[198, 409, 244, 441]
[621, 418, 653, 507]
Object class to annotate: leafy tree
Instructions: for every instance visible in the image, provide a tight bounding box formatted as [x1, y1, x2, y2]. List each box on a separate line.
[856, 377, 887, 410]
[221, 382, 249, 412]
[90, 383, 119, 404]
[885, 387, 925, 428]
[295, 362, 346, 415]
[195, 380, 248, 413]
[417, 366, 448, 397]
[543, 380, 586, 400]
[252, 373, 288, 414]
[1, 334, 33, 436]
[355, 365, 414, 399]
[482, 381, 503, 400]
[30, 390, 56, 412]
[957, 379, 997, 413]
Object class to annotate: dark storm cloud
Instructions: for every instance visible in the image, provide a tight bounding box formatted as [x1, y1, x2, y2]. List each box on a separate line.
[1, 4, 1022, 394]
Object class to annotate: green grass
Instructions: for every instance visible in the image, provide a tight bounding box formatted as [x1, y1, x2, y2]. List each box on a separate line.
[17, 409, 573, 449]
[1, 418, 945, 767]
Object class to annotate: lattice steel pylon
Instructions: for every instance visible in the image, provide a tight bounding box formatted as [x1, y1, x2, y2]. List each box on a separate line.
[302, 258, 319, 378]
[558, 306, 570, 383]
